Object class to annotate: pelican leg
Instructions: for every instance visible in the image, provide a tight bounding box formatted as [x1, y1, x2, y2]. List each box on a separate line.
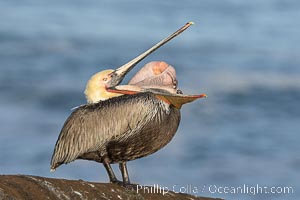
[119, 162, 130, 185]
[103, 162, 119, 183]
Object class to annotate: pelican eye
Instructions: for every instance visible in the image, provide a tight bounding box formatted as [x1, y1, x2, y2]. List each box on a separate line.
[103, 78, 108, 81]
[109, 72, 117, 78]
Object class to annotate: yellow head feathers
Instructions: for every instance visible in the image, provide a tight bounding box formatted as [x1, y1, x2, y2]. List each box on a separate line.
[84, 70, 123, 103]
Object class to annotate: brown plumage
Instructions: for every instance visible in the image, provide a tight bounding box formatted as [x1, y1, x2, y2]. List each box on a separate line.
[51, 92, 180, 169]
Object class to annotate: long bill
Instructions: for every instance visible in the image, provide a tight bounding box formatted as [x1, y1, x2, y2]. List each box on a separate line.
[108, 22, 194, 87]
[107, 85, 207, 109]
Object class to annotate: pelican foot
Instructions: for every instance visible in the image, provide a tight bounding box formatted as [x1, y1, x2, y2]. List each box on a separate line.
[122, 183, 139, 191]
[110, 179, 124, 185]
[111, 180, 138, 190]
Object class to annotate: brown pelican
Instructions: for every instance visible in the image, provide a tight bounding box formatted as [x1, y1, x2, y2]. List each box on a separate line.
[50, 22, 207, 185]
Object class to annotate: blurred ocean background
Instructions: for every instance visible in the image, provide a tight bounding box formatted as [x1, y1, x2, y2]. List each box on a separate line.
[1, 0, 299, 199]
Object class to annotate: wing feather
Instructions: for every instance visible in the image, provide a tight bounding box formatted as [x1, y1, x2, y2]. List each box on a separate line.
[50, 93, 156, 170]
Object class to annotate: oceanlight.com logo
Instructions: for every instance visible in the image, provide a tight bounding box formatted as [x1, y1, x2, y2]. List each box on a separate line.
[136, 184, 294, 196]
[208, 184, 294, 195]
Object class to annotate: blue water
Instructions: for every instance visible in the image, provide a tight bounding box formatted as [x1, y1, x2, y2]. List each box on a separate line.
[1, 1, 299, 199]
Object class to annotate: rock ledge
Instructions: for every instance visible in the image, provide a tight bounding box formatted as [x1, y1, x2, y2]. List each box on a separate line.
[0, 175, 223, 200]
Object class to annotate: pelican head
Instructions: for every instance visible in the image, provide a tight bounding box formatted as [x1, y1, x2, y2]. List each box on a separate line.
[84, 69, 124, 103]
[85, 22, 194, 104]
